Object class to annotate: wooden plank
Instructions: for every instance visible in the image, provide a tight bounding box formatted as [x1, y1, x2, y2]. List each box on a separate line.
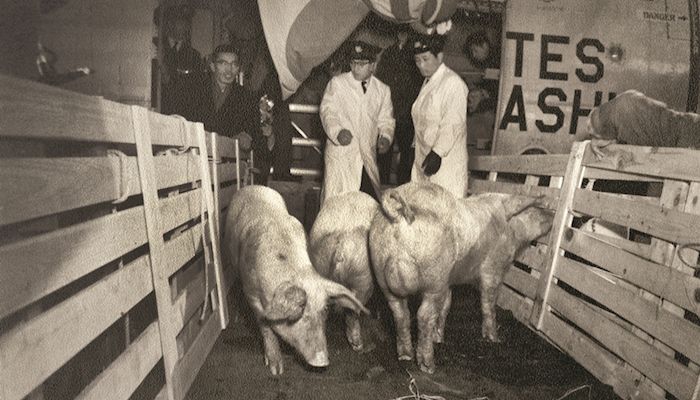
[131, 105, 179, 400]
[497, 284, 534, 325]
[0, 206, 147, 319]
[503, 265, 538, 299]
[171, 256, 217, 332]
[582, 144, 700, 182]
[0, 255, 153, 400]
[469, 154, 569, 176]
[514, 244, 548, 272]
[160, 188, 204, 234]
[215, 135, 238, 159]
[530, 141, 588, 329]
[148, 111, 195, 149]
[467, 179, 560, 209]
[572, 188, 700, 245]
[154, 152, 201, 190]
[498, 287, 662, 400]
[554, 256, 700, 365]
[162, 221, 208, 280]
[539, 307, 665, 400]
[216, 162, 239, 184]
[171, 311, 221, 400]
[547, 284, 696, 400]
[218, 185, 236, 212]
[74, 321, 162, 400]
[1, 74, 134, 144]
[0, 156, 139, 226]
[560, 228, 700, 315]
[193, 123, 228, 329]
[584, 166, 663, 182]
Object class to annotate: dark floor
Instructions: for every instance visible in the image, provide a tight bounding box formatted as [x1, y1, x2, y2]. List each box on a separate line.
[187, 286, 617, 400]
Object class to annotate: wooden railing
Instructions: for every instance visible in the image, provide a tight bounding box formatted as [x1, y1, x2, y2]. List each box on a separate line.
[0, 74, 245, 400]
[469, 142, 700, 400]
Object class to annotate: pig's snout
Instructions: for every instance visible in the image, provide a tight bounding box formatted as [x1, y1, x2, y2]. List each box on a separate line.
[307, 350, 329, 367]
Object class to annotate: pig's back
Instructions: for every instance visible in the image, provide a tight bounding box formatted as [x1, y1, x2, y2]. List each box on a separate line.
[309, 192, 377, 301]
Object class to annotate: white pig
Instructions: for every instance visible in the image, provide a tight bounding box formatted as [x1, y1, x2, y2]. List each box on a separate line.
[369, 182, 552, 373]
[308, 191, 379, 352]
[224, 185, 369, 375]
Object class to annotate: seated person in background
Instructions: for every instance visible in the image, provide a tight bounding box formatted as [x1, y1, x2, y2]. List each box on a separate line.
[190, 44, 257, 158]
[319, 41, 395, 204]
[586, 89, 700, 159]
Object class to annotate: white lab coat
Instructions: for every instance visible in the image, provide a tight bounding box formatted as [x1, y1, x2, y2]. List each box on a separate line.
[320, 72, 395, 204]
[411, 63, 469, 198]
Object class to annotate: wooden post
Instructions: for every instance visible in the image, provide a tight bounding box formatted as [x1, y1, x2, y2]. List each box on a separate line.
[193, 122, 229, 329]
[131, 105, 179, 400]
[529, 141, 588, 330]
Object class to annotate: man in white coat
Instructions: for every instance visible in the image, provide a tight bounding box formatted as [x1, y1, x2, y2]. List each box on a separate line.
[411, 35, 469, 198]
[320, 41, 395, 204]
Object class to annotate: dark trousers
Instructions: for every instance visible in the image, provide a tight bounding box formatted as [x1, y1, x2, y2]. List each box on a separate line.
[395, 121, 415, 185]
[360, 167, 379, 202]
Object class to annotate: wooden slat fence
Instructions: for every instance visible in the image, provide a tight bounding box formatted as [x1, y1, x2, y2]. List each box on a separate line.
[0, 74, 246, 400]
[469, 142, 700, 400]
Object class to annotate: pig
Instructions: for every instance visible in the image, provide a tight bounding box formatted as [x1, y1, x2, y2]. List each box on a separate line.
[308, 191, 379, 352]
[224, 185, 369, 375]
[369, 182, 553, 373]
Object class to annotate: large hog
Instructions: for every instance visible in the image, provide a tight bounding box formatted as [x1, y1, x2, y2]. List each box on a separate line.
[224, 185, 369, 375]
[369, 182, 553, 373]
[308, 191, 379, 352]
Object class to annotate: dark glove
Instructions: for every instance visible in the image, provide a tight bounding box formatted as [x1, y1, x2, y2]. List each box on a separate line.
[421, 150, 442, 176]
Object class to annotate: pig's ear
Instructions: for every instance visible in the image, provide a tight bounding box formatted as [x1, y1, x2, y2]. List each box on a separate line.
[263, 281, 307, 322]
[323, 280, 370, 315]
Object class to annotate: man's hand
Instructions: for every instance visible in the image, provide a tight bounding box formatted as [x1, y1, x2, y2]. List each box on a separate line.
[421, 150, 442, 176]
[377, 136, 391, 154]
[338, 129, 353, 146]
[237, 131, 253, 151]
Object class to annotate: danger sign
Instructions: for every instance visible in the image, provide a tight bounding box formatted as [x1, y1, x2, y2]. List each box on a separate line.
[638, 10, 689, 23]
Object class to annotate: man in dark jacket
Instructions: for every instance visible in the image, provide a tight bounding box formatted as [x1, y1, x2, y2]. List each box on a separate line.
[191, 44, 267, 180]
[375, 27, 423, 184]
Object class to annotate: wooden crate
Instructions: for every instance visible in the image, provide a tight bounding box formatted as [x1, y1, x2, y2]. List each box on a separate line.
[469, 142, 700, 400]
[0, 74, 244, 400]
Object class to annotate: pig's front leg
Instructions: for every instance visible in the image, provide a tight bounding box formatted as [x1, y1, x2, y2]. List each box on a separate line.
[345, 312, 364, 351]
[260, 324, 284, 375]
[434, 289, 452, 343]
[416, 291, 449, 373]
[480, 259, 507, 343]
[386, 297, 413, 361]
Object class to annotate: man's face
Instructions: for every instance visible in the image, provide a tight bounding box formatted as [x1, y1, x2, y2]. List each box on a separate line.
[350, 59, 374, 82]
[414, 51, 443, 78]
[210, 52, 239, 87]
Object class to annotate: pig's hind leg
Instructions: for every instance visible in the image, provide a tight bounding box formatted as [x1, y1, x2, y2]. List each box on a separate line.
[433, 289, 452, 343]
[260, 324, 285, 375]
[386, 297, 413, 361]
[345, 312, 365, 351]
[416, 290, 450, 373]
